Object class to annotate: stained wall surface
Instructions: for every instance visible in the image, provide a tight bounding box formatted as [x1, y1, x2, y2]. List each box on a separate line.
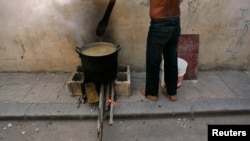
[0, 0, 249, 72]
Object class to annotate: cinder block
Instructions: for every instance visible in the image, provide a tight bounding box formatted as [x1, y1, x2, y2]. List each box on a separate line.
[115, 65, 131, 96]
[67, 72, 84, 96]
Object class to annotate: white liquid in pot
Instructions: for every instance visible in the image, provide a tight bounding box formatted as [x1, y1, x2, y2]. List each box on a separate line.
[81, 45, 116, 57]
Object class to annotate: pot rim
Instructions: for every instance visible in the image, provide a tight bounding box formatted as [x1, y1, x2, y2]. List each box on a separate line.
[79, 42, 118, 57]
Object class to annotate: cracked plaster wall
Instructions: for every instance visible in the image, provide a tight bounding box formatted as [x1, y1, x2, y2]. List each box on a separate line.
[0, 0, 249, 72]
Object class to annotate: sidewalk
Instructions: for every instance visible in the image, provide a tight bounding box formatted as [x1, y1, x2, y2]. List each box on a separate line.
[0, 70, 250, 120]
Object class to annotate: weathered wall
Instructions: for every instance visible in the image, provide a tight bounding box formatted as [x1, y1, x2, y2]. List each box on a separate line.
[181, 0, 250, 70]
[0, 0, 249, 72]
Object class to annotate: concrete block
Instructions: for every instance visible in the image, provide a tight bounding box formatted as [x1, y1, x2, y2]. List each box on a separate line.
[115, 65, 131, 96]
[67, 72, 84, 96]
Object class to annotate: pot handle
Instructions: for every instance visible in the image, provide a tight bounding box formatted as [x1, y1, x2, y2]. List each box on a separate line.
[117, 44, 121, 52]
[76, 46, 81, 54]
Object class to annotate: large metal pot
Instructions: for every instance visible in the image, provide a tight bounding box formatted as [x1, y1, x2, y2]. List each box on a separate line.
[76, 42, 120, 83]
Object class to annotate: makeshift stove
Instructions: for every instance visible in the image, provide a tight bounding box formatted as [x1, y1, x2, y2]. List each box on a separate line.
[67, 68, 117, 141]
[67, 63, 131, 141]
[75, 64, 118, 141]
[72, 0, 118, 140]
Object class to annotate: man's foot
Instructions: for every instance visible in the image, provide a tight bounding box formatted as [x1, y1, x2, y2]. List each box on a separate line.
[168, 95, 177, 101]
[140, 88, 158, 101]
[146, 95, 158, 101]
[161, 87, 177, 101]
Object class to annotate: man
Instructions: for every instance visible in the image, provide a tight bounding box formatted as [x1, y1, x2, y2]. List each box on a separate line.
[141, 0, 181, 101]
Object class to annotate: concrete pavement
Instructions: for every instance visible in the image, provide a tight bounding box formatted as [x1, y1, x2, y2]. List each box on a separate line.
[0, 70, 250, 120]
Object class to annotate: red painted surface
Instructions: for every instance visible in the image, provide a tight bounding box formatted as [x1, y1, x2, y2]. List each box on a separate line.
[178, 34, 199, 80]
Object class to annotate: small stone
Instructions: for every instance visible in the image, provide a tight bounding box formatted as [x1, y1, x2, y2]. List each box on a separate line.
[35, 128, 39, 133]
[7, 123, 12, 127]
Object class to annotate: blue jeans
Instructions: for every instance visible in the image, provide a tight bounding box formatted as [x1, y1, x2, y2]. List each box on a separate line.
[145, 17, 181, 97]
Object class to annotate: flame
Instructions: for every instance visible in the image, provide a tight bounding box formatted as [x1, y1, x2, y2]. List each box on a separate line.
[108, 98, 112, 103]
[107, 98, 116, 105]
